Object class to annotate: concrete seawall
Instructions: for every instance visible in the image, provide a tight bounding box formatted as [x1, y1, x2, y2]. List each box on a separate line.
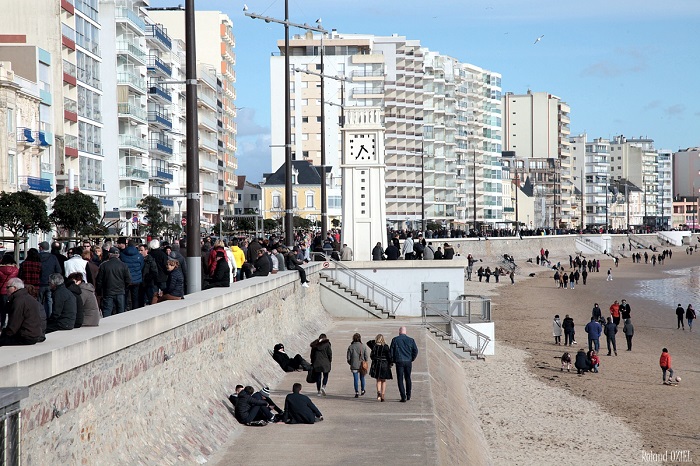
[1, 266, 333, 465]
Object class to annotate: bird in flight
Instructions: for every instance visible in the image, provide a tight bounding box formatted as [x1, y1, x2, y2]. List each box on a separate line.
[534, 35, 544, 44]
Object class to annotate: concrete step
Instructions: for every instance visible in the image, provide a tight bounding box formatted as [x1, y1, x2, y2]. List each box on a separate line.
[319, 276, 394, 319]
[428, 328, 481, 361]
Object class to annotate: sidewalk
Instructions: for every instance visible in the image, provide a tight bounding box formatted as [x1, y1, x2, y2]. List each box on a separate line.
[212, 320, 439, 465]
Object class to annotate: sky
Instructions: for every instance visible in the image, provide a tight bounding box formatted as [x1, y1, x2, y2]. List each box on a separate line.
[151, 0, 700, 183]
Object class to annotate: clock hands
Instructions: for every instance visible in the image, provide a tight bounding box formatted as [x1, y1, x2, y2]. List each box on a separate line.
[355, 145, 369, 159]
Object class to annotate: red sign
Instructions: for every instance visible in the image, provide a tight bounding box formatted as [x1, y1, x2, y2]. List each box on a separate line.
[181, 218, 187, 226]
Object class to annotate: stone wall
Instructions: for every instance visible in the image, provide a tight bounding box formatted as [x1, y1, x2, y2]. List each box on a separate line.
[9, 267, 332, 465]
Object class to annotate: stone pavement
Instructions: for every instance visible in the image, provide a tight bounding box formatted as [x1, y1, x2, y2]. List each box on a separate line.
[211, 320, 440, 465]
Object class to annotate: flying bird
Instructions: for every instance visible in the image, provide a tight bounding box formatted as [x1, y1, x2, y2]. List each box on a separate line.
[534, 35, 544, 44]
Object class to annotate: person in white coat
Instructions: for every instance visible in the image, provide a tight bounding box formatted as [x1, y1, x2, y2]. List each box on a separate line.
[553, 314, 563, 345]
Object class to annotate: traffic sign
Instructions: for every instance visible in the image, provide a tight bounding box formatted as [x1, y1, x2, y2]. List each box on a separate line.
[181, 218, 187, 226]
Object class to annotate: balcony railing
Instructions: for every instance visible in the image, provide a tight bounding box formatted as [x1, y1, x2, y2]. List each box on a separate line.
[119, 197, 141, 209]
[148, 81, 172, 102]
[146, 24, 172, 50]
[117, 72, 146, 93]
[62, 23, 76, 42]
[150, 166, 174, 181]
[149, 137, 173, 155]
[63, 60, 76, 79]
[19, 176, 53, 193]
[119, 165, 149, 180]
[198, 133, 217, 151]
[117, 103, 147, 121]
[115, 7, 145, 31]
[147, 55, 172, 76]
[118, 134, 148, 151]
[148, 109, 172, 129]
[116, 41, 147, 62]
[65, 134, 78, 149]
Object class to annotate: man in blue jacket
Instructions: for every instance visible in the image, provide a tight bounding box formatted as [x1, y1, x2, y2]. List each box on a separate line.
[117, 238, 143, 310]
[584, 316, 603, 353]
[39, 241, 62, 319]
[390, 326, 419, 402]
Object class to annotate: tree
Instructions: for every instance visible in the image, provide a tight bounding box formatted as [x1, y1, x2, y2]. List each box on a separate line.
[50, 191, 101, 240]
[0, 191, 52, 262]
[137, 195, 169, 237]
[331, 218, 341, 228]
[263, 219, 278, 234]
[293, 216, 311, 229]
[236, 216, 255, 233]
[163, 222, 182, 240]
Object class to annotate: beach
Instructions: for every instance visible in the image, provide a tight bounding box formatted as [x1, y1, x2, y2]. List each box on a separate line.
[463, 248, 700, 464]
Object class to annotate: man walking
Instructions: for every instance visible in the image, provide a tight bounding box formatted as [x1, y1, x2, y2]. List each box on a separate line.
[584, 316, 602, 352]
[603, 317, 618, 356]
[675, 304, 685, 330]
[390, 326, 419, 402]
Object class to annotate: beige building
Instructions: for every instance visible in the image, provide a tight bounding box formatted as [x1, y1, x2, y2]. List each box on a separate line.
[502, 91, 572, 228]
[261, 160, 322, 224]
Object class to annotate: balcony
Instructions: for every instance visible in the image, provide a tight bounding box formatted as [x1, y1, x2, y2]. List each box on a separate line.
[65, 134, 78, 158]
[198, 112, 217, 132]
[115, 7, 145, 32]
[146, 24, 172, 51]
[148, 81, 172, 103]
[116, 41, 147, 64]
[78, 138, 101, 155]
[147, 55, 172, 77]
[118, 134, 148, 152]
[117, 71, 146, 94]
[62, 23, 76, 50]
[119, 165, 149, 182]
[119, 197, 141, 210]
[203, 200, 219, 212]
[19, 176, 53, 194]
[63, 60, 76, 86]
[64, 97, 78, 122]
[149, 136, 173, 156]
[197, 89, 217, 110]
[198, 133, 217, 153]
[117, 103, 147, 123]
[148, 109, 172, 130]
[150, 166, 174, 182]
[199, 153, 218, 173]
[61, 0, 74, 14]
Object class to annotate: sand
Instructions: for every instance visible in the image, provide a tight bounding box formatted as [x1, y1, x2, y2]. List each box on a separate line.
[461, 249, 700, 464]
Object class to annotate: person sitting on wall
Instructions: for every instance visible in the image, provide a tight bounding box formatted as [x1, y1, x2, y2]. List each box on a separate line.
[203, 251, 230, 290]
[272, 343, 312, 372]
[0, 278, 45, 346]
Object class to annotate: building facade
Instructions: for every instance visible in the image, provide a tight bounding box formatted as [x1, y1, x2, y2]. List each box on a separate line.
[260, 160, 321, 225]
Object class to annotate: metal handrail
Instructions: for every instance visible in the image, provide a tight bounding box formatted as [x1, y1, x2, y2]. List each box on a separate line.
[421, 301, 490, 357]
[578, 235, 605, 254]
[315, 254, 403, 315]
[423, 296, 491, 323]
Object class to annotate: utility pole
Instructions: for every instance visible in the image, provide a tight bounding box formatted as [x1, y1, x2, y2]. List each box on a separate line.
[319, 32, 327, 239]
[472, 148, 477, 234]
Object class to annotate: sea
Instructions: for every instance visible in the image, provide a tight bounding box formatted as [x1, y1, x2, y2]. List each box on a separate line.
[630, 266, 700, 307]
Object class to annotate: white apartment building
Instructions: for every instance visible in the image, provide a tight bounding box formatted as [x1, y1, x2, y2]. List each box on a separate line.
[147, 9, 238, 227]
[502, 91, 572, 229]
[270, 31, 502, 231]
[672, 147, 700, 197]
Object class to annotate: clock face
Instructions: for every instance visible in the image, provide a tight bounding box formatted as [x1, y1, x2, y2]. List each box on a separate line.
[349, 133, 376, 161]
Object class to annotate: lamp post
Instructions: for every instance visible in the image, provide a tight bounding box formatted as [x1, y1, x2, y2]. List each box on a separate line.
[245, 4, 326, 246]
[184, 0, 202, 293]
[472, 148, 477, 234]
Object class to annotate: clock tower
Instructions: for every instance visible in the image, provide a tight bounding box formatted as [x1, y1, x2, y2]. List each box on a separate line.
[340, 107, 387, 260]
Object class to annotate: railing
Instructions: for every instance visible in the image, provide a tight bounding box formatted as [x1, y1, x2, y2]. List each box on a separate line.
[147, 55, 172, 76]
[1, 387, 28, 466]
[146, 24, 172, 49]
[150, 166, 173, 181]
[115, 7, 145, 31]
[117, 103, 147, 121]
[63, 59, 76, 79]
[577, 235, 606, 254]
[61, 23, 75, 42]
[149, 137, 173, 155]
[116, 41, 146, 62]
[316, 255, 403, 316]
[64, 96, 77, 114]
[421, 301, 491, 358]
[117, 72, 146, 93]
[628, 234, 649, 249]
[118, 134, 148, 151]
[148, 81, 172, 102]
[64, 134, 78, 149]
[119, 165, 149, 180]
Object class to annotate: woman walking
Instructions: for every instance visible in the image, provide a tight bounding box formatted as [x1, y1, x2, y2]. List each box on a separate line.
[347, 333, 369, 398]
[310, 333, 332, 396]
[367, 334, 393, 402]
[686, 304, 696, 332]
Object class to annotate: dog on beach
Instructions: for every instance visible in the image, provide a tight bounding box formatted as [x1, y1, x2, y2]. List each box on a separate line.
[560, 352, 572, 372]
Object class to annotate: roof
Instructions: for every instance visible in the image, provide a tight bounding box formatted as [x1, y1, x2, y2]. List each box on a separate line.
[263, 160, 322, 186]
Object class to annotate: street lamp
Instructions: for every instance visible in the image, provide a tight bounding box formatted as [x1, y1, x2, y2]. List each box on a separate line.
[245, 3, 326, 246]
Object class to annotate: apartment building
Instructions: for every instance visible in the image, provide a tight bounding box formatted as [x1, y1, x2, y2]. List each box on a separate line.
[672, 147, 700, 198]
[502, 91, 572, 228]
[0, 54, 54, 200]
[148, 9, 238, 226]
[271, 31, 502, 231]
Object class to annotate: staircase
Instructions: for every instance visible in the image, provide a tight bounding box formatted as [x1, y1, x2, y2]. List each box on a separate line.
[628, 234, 651, 249]
[576, 236, 605, 255]
[427, 325, 481, 361]
[319, 276, 395, 319]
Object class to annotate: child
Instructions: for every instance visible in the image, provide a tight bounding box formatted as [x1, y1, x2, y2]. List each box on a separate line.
[552, 315, 563, 345]
[560, 352, 572, 372]
[659, 348, 674, 384]
[589, 350, 600, 373]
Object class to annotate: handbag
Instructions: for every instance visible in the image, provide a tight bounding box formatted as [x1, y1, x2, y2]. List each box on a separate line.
[358, 344, 369, 376]
[306, 367, 316, 384]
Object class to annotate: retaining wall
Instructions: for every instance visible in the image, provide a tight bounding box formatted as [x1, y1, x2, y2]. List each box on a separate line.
[0, 265, 332, 465]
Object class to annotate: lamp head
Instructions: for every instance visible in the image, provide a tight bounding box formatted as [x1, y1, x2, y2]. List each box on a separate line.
[316, 18, 322, 24]
[243, 4, 248, 11]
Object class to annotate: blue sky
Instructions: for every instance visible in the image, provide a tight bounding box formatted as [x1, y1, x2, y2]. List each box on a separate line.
[151, 0, 700, 183]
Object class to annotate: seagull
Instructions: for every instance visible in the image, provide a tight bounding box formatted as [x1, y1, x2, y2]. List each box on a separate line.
[534, 34, 544, 44]
[243, 4, 248, 11]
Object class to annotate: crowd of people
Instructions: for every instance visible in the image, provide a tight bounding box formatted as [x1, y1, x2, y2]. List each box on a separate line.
[234, 327, 418, 427]
[371, 232, 458, 261]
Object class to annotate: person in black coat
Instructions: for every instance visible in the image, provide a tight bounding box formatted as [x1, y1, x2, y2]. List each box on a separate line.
[310, 334, 332, 396]
[285, 248, 309, 287]
[367, 334, 393, 402]
[283, 383, 323, 424]
[235, 386, 274, 425]
[159, 260, 184, 301]
[603, 317, 618, 356]
[384, 244, 400, 260]
[252, 249, 271, 277]
[272, 343, 311, 372]
[66, 279, 84, 328]
[46, 274, 76, 333]
[574, 348, 591, 374]
[203, 252, 230, 289]
[372, 242, 385, 261]
[562, 314, 576, 346]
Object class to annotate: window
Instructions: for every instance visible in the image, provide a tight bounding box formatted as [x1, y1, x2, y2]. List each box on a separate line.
[293, 194, 298, 208]
[302, 151, 309, 158]
[306, 193, 314, 207]
[316, 117, 322, 123]
[302, 117, 308, 123]
[8, 153, 15, 185]
[250, 194, 258, 201]
[315, 64, 322, 70]
[7, 107, 14, 134]
[237, 193, 242, 202]
[272, 194, 281, 208]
